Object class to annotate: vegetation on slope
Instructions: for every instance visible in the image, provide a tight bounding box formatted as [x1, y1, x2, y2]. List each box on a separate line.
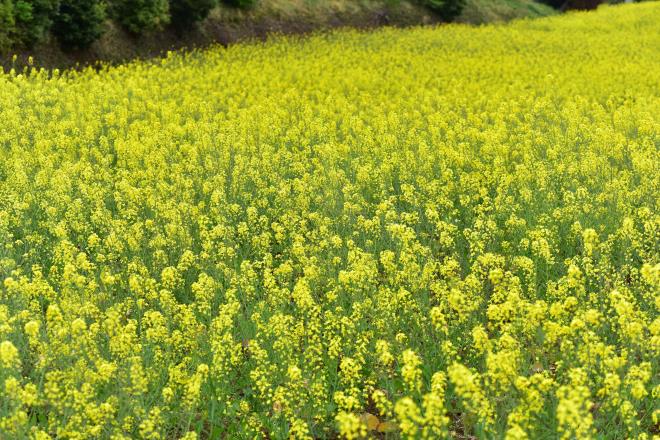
[2, 0, 556, 69]
[458, 0, 555, 24]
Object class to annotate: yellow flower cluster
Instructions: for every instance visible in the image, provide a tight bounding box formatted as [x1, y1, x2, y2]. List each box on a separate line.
[0, 3, 658, 438]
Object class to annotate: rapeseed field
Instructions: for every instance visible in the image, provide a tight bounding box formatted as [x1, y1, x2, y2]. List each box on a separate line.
[0, 3, 658, 439]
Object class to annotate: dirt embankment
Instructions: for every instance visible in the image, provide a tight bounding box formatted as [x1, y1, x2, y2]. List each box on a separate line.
[2, 3, 439, 71]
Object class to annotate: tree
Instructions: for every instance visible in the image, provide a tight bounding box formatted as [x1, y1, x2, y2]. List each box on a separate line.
[52, 0, 106, 50]
[221, 0, 256, 8]
[424, 0, 466, 21]
[111, 0, 170, 34]
[169, 0, 216, 30]
[0, 0, 16, 53]
[13, 0, 59, 46]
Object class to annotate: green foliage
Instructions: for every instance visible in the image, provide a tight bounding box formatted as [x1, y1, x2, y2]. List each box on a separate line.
[52, 0, 106, 49]
[0, 0, 16, 53]
[221, 0, 257, 8]
[537, 0, 564, 7]
[13, 0, 59, 46]
[169, 0, 217, 30]
[110, 0, 170, 34]
[422, 0, 466, 20]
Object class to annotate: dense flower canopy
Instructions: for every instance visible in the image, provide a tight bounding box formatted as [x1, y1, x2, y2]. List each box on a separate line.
[0, 3, 658, 439]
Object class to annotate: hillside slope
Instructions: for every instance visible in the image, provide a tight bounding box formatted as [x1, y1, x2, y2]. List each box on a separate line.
[458, 0, 556, 24]
[4, 0, 554, 70]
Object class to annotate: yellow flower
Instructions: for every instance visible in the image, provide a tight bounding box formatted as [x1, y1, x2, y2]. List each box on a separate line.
[0, 3, 658, 437]
[401, 350, 423, 393]
[0, 340, 20, 369]
[336, 411, 367, 439]
[24, 321, 39, 338]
